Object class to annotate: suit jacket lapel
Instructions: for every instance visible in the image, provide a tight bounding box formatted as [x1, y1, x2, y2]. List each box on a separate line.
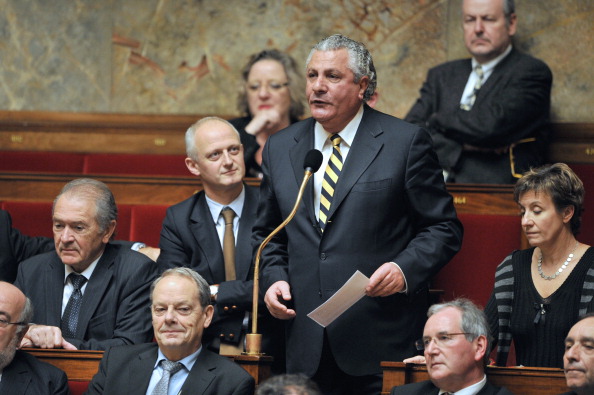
[180, 350, 217, 394]
[76, 244, 116, 337]
[130, 346, 159, 393]
[327, 106, 384, 221]
[45, 255, 65, 327]
[236, 185, 257, 280]
[0, 353, 31, 395]
[189, 193, 225, 282]
[289, 119, 318, 229]
[476, 48, 517, 103]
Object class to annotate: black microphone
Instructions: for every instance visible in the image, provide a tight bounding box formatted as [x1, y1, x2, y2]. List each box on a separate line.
[246, 149, 323, 355]
[304, 149, 323, 173]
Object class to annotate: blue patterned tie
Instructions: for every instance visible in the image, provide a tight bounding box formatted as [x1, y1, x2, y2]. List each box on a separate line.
[60, 273, 87, 338]
[319, 134, 343, 232]
[152, 360, 183, 395]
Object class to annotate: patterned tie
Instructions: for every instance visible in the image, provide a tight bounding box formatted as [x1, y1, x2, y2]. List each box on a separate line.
[319, 134, 343, 232]
[151, 360, 183, 395]
[60, 273, 87, 338]
[221, 207, 236, 281]
[460, 65, 484, 111]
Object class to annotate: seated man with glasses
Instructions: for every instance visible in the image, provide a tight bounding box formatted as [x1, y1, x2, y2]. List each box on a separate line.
[391, 298, 514, 395]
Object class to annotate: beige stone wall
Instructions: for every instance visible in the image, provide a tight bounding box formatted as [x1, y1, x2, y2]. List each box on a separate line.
[0, 0, 591, 121]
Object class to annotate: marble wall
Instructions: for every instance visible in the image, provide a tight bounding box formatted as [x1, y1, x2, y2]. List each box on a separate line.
[0, 0, 591, 121]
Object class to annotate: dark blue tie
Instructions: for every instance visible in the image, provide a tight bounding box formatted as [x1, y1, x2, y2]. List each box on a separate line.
[61, 273, 87, 338]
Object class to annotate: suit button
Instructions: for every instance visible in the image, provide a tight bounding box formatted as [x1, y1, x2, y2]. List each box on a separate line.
[320, 253, 326, 260]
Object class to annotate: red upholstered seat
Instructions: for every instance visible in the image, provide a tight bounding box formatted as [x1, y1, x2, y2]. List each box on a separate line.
[0, 151, 86, 173]
[68, 380, 90, 395]
[2, 201, 54, 237]
[83, 153, 189, 177]
[129, 205, 168, 247]
[432, 213, 522, 307]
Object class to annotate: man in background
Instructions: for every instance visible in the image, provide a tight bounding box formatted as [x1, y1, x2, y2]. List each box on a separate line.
[405, 0, 552, 184]
[561, 313, 594, 395]
[15, 178, 159, 350]
[157, 117, 283, 369]
[391, 299, 513, 394]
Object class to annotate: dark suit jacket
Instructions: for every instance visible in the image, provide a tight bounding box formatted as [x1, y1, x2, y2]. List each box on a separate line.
[390, 379, 515, 394]
[0, 209, 54, 283]
[0, 350, 69, 395]
[157, 186, 259, 347]
[253, 105, 463, 376]
[14, 243, 160, 350]
[405, 48, 552, 184]
[84, 342, 255, 395]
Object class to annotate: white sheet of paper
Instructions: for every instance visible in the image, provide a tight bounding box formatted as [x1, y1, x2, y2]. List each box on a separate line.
[307, 270, 369, 328]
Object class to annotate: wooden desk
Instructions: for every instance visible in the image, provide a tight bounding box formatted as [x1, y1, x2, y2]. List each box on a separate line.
[24, 348, 273, 385]
[381, 362, 568, 395]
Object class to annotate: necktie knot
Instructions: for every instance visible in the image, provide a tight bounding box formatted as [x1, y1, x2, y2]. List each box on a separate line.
[474, 65, 484, 79]
[221, 207, 235, 225]
[69, 273, 87, 291]
[160, 360, 183, 374]
[330, 134, 342, 147]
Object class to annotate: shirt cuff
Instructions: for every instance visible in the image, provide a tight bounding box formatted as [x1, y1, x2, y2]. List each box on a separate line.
[390, 262, 408, 294]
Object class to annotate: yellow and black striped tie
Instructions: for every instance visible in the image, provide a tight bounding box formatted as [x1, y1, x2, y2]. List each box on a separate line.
[319, 134, 343, 231]
[460, 65, 483, 111]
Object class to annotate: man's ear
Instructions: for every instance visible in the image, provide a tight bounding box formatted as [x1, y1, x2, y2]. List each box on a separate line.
[203, 304, 214, 329]
[185, 157, 201, 177]
[358, 76, 369, 101]
[474, 335, 488, 362]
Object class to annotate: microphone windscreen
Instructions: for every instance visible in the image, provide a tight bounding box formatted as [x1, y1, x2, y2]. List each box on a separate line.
[304, 149, 323, 173]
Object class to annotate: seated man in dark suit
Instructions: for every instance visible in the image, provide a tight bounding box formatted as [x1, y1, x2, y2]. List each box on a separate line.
[157, 117, 283, 367]
[405, 0, 552, 184]
[85, 267, 255, 395]
[561, 313, 594, 395]
[14, 178, 160, 350]
[391, 298, 514, 395]
[0, 281, 69, 395]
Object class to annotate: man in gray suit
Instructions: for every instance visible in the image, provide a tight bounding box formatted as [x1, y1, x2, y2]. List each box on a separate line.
[85, 267, 255, 395]
[405, 0, 552, 184]
[254, 34, 463, 394]
[0, 281, 69, 395]
[391, 299, 514, 395]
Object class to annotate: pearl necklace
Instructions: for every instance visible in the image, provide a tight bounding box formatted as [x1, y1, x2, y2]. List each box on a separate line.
[537, 241, 578, 281]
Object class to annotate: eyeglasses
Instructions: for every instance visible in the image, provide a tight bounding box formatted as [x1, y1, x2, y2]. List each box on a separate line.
[415, 332, 471, 351]
[0, 318, 27, 328]
[246, 81, 289, 93]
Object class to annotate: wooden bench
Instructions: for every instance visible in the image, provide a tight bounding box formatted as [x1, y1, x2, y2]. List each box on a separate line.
[381, 361, 568, 395]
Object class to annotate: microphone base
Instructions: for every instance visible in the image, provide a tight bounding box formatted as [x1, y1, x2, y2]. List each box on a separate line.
[243, 333, 264, 356]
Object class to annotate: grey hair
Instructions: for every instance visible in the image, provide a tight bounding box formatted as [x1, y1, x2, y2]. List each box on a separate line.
[53, 178, 118, 235]
[185, 116, 240, 162]
[16, 297, 34, 337]
[150, 267, 211, 309]
[306, 34, 377, 102]
[428, 298, 492, 366]
[503, 0, 515, 26]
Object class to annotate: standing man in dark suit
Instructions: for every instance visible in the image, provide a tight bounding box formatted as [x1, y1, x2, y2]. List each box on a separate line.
[254, 34, 463, 394]
[405, 0, 552, 184]
[157, 117, 282, 364]
[0, 281, 69, 395]
[14, 178, 159, 350]
[391, 299, 514, 395]
[85, 267, 255, 395]
[561, 313, 594, 395]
